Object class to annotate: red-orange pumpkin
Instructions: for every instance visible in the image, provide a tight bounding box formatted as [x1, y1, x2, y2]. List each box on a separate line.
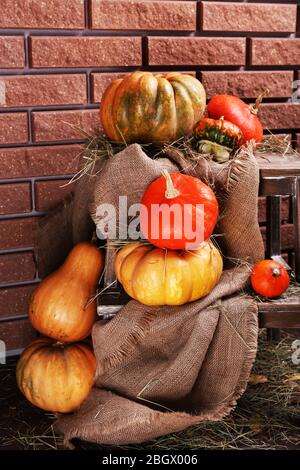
[251, 260, 290, 298]
[140, 170, 219, 250]
[29, 242, 104, 342]
[16, 338, 96, 413]
[207, 91, 268, 144]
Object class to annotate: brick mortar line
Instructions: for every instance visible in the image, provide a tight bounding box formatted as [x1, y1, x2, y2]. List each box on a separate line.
[0, 29, 297, 37]
[0, 65, 299, 76]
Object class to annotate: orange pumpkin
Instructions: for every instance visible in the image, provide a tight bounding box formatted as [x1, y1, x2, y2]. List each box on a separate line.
[16, 338, 96, 413]
[251, 260, 290, 298]
[115, 241, 223, 306]
[29, 242, 104, 342]
[100, 71, 206, 144]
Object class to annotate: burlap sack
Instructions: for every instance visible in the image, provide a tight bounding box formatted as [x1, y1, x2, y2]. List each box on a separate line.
[46, 143, 264, 447]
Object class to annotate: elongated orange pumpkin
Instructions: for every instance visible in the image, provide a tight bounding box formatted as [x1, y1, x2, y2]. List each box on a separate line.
[29, 242, 104, 342]
[100, 71, 206, 144]
[115, 241, 223, 306]
[16, 338, 96, 413]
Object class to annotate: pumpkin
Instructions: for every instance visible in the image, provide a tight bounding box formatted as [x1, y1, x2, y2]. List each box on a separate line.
[251, 260, 290, 298]
[115, 240, 223, 306]
[100, 71, 206, 144]
[207, 91, 269, 144]
[194, 116, 244, 162]
[16, 338, 96, 413]
[140, 170, 219, 250]
[29, 242, 104, 342]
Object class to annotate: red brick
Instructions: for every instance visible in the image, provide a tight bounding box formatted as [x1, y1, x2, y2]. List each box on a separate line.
[258, 197, 289, 224]
[0, 145, 81, 179]
[30, 37, 142, 68]
[32, 109, 100, 143]
[251, 38, 300, 66]
[0, 252, 36, 284]
[0, 319, 37, 352]
[0, 0, 84, 29]
[0, 284, 36, 318]
[0, 37, 25, 69]
[0, 75, 87, 108]
[261, 224, 294, 251]
[35, 180, 74, 212]
[92, 71, 196, 103]
[0, 113, 28, 145]
[148, 37, 245, 66]
[259, 103, 300, 130]
[202, 71, 294, 99]
[202, 2, 297, 33]
[91, 0, 196, 31]
[0, 218, 36, 250]
[0, 183, 31, 215]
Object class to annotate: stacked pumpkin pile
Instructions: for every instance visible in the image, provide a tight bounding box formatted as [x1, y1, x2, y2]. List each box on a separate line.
[16, 243, 104, 413]
[16, 71, 290, 414]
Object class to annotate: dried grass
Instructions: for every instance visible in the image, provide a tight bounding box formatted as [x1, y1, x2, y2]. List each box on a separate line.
[1, 333, 300, 450]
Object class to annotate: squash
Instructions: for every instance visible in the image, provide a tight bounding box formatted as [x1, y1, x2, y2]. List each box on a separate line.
[140, 170, 219, 250]
[194, 116, 243, 162]
[207, 91, 269, 144]
[29, 242, 104, 342]
[16, 338, 96, 413]
[251, 260, 290, 298]
[115, 241, 223, 306]
[100, 71, 206, 144]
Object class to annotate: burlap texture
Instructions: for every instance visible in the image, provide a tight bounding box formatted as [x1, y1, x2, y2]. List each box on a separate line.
[45, 143, 265, 447]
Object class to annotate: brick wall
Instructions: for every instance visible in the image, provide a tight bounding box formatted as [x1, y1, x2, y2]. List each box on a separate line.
[0, 0, 299, 355]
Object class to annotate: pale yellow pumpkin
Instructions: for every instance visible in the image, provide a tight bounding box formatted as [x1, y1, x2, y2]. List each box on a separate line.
[115, 241, 223, 306]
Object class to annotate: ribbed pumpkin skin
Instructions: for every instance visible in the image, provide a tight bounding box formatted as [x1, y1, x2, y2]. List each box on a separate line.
[29, 243, 104, 342]
[100, 71, 206, 143]
[16, 338, 96, 413]
[115, 241, 223, 306]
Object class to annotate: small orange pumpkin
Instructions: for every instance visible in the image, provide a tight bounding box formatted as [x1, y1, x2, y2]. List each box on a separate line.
[251, 260, 290, 298]
[16, 338, 96, 413]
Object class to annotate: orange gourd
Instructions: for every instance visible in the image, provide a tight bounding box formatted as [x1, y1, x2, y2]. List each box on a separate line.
[251, 260, 290, 298]
[115, 241, 223, 306]
[29, 242, 104, 342]
[16, 338, 96, 413]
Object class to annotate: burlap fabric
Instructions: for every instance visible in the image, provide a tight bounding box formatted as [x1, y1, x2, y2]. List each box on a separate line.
[35, 143, 264, 447]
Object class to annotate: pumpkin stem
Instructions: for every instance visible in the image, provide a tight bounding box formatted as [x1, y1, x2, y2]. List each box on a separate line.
[249, 89, 270, 115]
[162, 169, 179, 199]
[272, 267, 281, 277]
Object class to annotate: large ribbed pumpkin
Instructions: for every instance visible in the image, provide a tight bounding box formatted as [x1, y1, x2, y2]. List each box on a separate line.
[115, 241, 223, 306]
[100, 71, 206, 144]
[16, 338, 96, 413]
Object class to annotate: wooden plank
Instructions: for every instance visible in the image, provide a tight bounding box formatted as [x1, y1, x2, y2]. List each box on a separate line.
[259, 177, 295, 196]
[292, 177, 300, 281]
[266, 196, 281, 258]
[257, 153, 300, 177]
